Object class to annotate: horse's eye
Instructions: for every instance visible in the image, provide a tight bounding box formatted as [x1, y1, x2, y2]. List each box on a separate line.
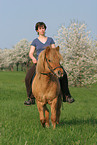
[48, 59, 51, 62]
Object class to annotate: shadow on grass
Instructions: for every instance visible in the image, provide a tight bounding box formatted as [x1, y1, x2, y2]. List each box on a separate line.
[59, 117, 97, 126]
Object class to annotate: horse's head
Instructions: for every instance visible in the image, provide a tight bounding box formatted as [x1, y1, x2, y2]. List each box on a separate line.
[36, 46, 64, 78]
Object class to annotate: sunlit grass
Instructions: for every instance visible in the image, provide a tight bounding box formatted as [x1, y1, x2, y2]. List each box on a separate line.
[0, 71, 97, 145]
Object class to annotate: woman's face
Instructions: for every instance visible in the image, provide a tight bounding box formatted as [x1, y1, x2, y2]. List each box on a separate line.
[37, 25, 46, 35]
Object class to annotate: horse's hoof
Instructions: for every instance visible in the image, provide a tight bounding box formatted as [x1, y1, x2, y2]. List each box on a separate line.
[45, 123, 50, 128]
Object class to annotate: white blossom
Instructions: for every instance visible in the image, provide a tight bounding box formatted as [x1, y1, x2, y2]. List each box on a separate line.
[0, 39, 31, 70]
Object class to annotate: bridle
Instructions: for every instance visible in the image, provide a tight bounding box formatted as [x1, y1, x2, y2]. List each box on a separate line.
[41, 55, 63, 77]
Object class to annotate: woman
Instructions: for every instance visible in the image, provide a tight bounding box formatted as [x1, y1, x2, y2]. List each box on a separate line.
[24, 22, 75, 105]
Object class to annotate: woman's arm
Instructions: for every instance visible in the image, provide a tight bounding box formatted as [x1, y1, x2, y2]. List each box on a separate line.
[29, 45, 37, 64]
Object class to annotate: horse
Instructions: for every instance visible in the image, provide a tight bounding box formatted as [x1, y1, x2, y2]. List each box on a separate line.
[32, 46, 64, 129]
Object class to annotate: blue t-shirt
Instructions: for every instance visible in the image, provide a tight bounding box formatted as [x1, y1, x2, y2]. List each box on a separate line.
[31, 37, 55, 60]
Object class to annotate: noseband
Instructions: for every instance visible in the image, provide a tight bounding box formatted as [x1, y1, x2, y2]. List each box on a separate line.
[41, 55, 63, 77]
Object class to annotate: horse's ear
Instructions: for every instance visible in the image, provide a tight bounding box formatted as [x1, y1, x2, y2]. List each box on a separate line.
[56, 46, 60, 51]
[36, 50, 46, 75]
[56, 46, 63, 61]
[45, 46, 51, 54]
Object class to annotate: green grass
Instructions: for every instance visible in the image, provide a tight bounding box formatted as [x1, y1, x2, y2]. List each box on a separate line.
[0, 71, 97, 145]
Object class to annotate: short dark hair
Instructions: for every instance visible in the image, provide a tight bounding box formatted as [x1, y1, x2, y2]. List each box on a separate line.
[35, 22, 47, 31]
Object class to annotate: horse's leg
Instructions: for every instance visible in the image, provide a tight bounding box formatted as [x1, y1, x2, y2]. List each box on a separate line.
[50, 97, 57, 129]
[44, 105, 49, 128]
[36, 101, 45, 127]
[56, 95, 62, 124]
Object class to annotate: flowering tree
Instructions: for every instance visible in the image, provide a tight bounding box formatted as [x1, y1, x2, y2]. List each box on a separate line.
[55, 21, 97, 86]
[11, 39, 31, 71]
[0, 48, 3, 69]
[0, 39, 32, 71]
[0, 48, 14, 70]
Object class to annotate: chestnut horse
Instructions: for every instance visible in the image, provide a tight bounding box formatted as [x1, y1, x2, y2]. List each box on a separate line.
[32, 46, 64, 129]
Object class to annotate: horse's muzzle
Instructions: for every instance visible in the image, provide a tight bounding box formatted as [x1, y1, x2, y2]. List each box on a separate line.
[58, 70, 64, 78]
[54, 68, 64, 78]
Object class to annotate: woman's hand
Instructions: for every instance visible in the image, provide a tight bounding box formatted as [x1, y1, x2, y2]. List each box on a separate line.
[32, 56, 37, 64]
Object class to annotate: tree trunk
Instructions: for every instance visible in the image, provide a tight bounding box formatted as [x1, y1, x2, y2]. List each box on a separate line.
[16, 63, 19, 71]
[21, 63, 23, 71]
[11, 66, 13, 71]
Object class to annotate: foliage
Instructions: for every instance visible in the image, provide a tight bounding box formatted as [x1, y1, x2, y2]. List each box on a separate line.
[55, 21, 97, 86]
[0, 39, 31, 71]
[13, 39, 30, 64]
[0, 71, 97, 145]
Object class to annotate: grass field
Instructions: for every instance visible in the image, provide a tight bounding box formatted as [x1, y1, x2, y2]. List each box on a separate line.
[0, 71, 97, 145]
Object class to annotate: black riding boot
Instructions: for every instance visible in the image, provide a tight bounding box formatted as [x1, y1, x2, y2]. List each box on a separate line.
[24, 89, 35, 105]
[59, 69, 75, 103]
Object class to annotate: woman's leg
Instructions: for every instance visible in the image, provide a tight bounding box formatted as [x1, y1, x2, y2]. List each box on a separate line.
[24, 64, 36, 105]
[59, 68, 75, 103]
